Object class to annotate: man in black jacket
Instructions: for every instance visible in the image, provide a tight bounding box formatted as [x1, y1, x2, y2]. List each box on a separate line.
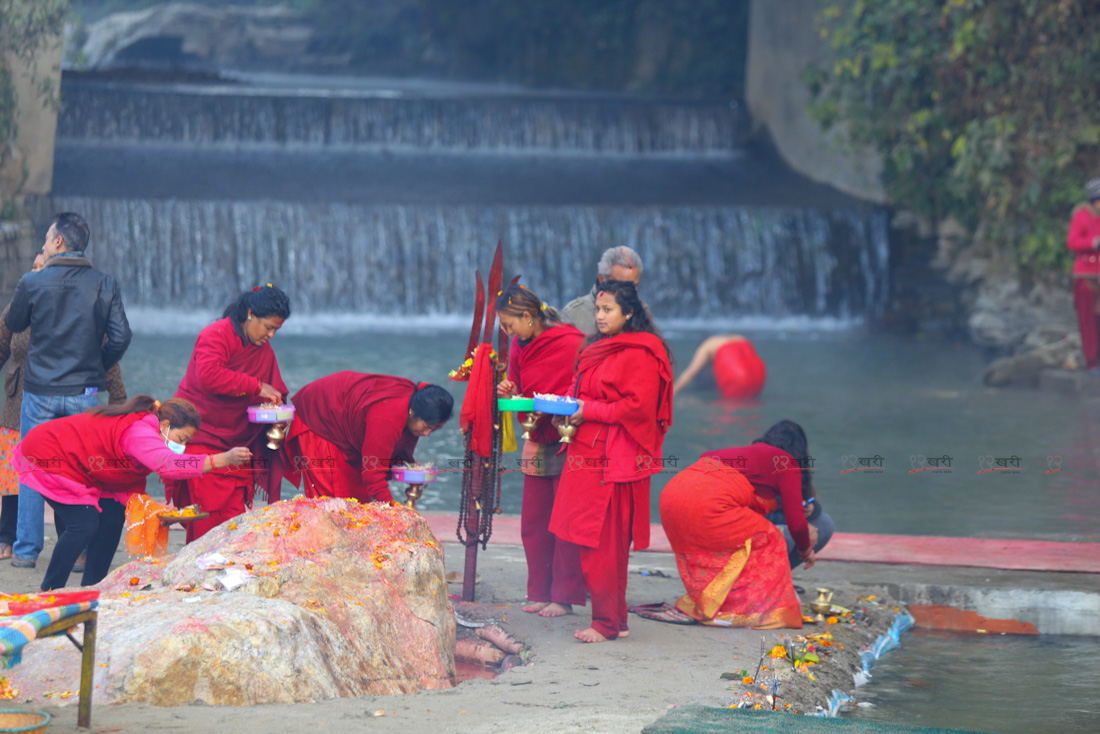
[4, 212, 132, 568]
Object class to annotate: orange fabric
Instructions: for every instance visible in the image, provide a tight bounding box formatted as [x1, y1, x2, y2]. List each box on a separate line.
[660, 459, 802, 629]
[0, 427, 18, 496]
[124, 493, 171, 558]
[459, 344, 496, 457]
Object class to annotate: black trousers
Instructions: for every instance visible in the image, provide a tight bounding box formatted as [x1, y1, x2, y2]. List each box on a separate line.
[40, 497, 125, 591]
[0, 494, 17, 546]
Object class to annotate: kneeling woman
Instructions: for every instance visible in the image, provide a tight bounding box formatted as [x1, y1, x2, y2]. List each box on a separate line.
[285, 372, 453, 503]
[13, 396, 253, 591]
[659, 420, 818, 628]
[549, 280, 674, 642]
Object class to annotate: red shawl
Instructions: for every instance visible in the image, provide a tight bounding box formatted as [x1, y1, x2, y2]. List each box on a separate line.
[574, 331, 673, 474]
[459, 343, 496, 457]
[509, 324, 584, 444]
[174, 317, 289, 451]
[289, 372, 418, 497]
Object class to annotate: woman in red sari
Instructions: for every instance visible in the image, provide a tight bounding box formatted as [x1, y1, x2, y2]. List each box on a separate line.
[549, 279, 673, 642]
[13, 396, 252, 590]
[284, 373, 453, 502]
[495, 284, 586, 618]
[170, 285, 290, 541]
[660, 420, 817, 628]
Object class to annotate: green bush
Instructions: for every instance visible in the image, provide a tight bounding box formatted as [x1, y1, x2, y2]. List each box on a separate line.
[805, 0, 1100, 272]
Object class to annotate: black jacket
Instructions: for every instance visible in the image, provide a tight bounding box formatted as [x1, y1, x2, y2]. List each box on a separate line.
[4, 252, 132, 396]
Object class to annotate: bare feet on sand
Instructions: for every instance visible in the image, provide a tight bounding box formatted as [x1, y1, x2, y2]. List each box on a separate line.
[574, 627, 611, 643]
[523, 601, 550, 613]
[538, 603, 573, 617]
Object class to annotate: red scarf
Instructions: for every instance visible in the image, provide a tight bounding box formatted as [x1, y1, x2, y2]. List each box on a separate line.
[459, 343, 496, 457]
[174, 317, 289, 451]
[574, 331, 673, 459]
[512, 324, 584, 444]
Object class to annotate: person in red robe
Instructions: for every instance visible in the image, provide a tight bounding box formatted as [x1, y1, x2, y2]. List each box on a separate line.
[495, 283, 587, 618]
[284, 373, 453, 503]
[1067, 179, 1100, 374]
[13, 396, 252, 590]
[548, 279, 673, 643]
[661, 420, 821, 628]
[169, 285, 290, 541]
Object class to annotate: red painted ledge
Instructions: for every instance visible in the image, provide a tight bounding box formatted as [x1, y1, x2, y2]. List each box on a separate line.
[421, 514, 1100, 574]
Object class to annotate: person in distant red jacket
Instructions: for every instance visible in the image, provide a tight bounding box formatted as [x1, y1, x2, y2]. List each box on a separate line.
[14, 396, 251, 590]
[169, 285, 290, 541]
[284, 372, 453, 503]
[549, 279, 673, 643]
[495, 283, 587, 618]
[1067, 179, 1100, 374]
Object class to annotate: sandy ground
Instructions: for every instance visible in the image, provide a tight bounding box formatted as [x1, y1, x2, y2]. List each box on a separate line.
[1, 522, 902, 734]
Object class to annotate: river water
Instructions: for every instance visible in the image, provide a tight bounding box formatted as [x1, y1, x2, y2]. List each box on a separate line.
[846, 630, 1100, 732]
[121, 316, 1099, 541]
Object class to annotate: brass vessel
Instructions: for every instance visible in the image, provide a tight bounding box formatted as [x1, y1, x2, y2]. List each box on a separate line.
[265, 422, 289, 450]
[557, 419, 577, 445]
[404, 483, 424, 510]
[520, 412, 539, 440]
[809, 587, 834, 623]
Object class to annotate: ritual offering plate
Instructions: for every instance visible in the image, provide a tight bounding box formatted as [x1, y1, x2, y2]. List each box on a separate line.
[532, 393, 579, 416]
[158, 504, 211, 526]
[390, 464, 439, 484]
[247, 403, 295, 423]
[497, 397, 534, 412]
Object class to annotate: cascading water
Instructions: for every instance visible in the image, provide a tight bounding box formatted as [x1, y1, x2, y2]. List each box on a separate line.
[46, 197, 888, 319]
[45, 74, 889, 322]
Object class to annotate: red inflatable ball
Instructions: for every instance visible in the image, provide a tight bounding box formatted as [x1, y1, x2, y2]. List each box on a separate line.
[712, 339, 766, 399]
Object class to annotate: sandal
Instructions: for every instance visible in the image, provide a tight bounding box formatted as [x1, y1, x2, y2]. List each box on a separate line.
[0, 543, 11, 560]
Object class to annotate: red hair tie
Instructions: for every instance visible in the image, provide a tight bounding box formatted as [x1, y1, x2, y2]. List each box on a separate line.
[417, 382, 430, 390]
[253, 286, 261, 292]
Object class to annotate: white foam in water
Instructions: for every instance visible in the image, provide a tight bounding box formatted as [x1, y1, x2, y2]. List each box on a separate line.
[125, 307, 863, 337]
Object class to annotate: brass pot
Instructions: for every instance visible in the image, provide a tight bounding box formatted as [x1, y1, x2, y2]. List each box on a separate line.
[265, 422, 288, 450]
[557, 420, 577, 445]
[520, 412, 539, 440]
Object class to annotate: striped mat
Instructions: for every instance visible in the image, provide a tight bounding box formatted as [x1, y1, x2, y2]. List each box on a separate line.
[0, 602, 98, 668]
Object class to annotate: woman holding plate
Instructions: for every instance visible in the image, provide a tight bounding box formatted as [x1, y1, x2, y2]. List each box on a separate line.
[284, 372, 453, 503]
[169, 285, 290, 541]
[549, 279, 674, 642]
[13, 396, 252, 590]
[495, 283, 586, 618]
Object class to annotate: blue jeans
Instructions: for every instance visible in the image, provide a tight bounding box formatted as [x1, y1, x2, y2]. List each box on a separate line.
[765, 501, 835, 570]
[15, 391, 100, 561]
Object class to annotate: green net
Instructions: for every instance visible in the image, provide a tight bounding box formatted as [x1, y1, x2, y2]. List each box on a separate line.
[642, 706, 985, 734]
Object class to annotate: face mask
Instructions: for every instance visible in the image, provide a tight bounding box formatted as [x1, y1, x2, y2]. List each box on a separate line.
[162, 429, 187, 455]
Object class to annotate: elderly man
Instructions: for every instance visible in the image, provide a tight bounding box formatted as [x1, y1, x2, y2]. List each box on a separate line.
[4, 212, 131, 568]
[562, 246, 653, 337]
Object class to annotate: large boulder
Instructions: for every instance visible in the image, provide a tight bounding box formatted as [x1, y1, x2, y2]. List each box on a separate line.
[9, 498, 455, 706]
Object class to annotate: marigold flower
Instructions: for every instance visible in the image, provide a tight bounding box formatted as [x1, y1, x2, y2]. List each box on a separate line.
[826, 616, 838, 624]
[129, 577, 140, 586]
[742, 676, 753, 685]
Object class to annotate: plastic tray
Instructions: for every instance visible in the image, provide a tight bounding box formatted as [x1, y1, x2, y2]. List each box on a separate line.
[532, 395, 579, 416]
[497, 397, 534, 412]
[247, 404, 296, 423]
[390, 467, 438, 484]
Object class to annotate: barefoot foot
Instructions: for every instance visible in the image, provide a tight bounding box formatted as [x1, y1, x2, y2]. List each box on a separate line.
[574, 627, 611, 643]
[538, 602, 574, 618]
[523, 601, 550, 614]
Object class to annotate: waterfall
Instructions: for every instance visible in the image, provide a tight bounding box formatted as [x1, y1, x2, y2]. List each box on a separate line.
[57, 81, 747, 155]
[46, 197, 888, 320]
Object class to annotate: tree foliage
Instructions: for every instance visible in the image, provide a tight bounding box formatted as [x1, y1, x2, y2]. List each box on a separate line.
[805, 0, 1100, 272]
[0, 0, 69, 144]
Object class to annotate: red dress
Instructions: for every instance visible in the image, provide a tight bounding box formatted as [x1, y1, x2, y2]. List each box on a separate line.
[284, 372, 419, 503]
[170, 317, 288, 540]
[549, 332, 673, 639]
[507, 324, 586, 607]
[661, 449, 807, 629]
